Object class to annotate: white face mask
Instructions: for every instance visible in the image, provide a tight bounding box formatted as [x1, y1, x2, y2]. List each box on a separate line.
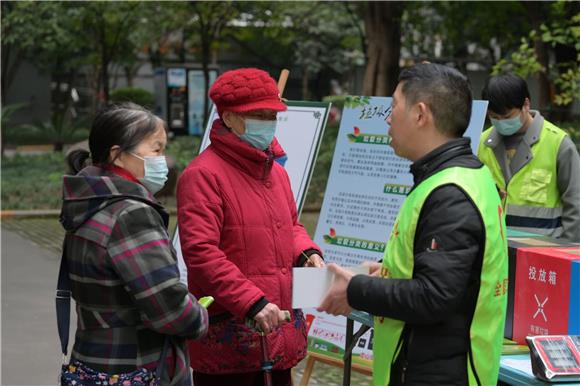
[131, 153, 168, 194]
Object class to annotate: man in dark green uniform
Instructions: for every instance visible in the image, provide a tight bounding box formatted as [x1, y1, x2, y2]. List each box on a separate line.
[318, 63, 508, 386]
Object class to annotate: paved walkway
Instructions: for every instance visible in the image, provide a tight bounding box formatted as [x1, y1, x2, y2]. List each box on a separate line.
[1, 219, 372, 385]
[1, 226, 75, 385]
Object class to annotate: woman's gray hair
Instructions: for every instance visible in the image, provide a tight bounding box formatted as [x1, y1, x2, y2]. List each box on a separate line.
[66, 102, 166, 174]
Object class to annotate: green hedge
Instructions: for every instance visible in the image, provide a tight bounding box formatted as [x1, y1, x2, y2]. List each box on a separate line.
[110, 87, 155, 109]
[1, 153, 65, 210]
[4, 127, 89, 147]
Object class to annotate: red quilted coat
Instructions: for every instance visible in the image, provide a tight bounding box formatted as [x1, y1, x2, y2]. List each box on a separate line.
[176, 119, 321, 374]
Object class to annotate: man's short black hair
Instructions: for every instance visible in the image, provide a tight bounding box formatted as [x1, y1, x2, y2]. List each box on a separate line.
[481, 73, 530, 115]
[398, 63, 472, 138]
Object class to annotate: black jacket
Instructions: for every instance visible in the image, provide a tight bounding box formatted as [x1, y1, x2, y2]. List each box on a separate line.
[347, 138, 490, 386]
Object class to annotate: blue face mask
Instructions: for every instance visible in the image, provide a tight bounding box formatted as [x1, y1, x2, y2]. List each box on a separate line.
[240, 119, 277, 150]
[131, 153, 168, 194]
[491, 115, 523, 136]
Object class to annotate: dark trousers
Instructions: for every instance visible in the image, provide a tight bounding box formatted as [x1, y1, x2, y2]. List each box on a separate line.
[192, 369, 292, 386]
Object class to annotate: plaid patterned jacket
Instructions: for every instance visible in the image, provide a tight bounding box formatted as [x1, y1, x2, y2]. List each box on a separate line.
[60, 166, 208, 385]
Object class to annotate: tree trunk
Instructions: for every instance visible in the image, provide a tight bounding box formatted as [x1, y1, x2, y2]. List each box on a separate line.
[362, 2, 404, 96]
[1, 48, 22, 157]
[1, 48, 26, 107]
[1, 2, 14, 104]
[52, 74, 68, 152]
[111, 63, 120, 90]
[344, 2, 367, 62]
[521, 1, 551, 114]
[1, 123, 5, 158]
[124, 63, 141, 88]
[148, 46, 163, 70]
[178, 29, 187, 63]
[302, 68, 310, 100]
[101, 58, 110, 104]
[98, 14, 110, 105]
[90, 67, 100, 115]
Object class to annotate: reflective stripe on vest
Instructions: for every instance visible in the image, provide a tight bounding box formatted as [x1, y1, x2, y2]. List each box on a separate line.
[505, 203, 563, 237]
[478, 121, 567, 239]
[373, 166, 508, 386]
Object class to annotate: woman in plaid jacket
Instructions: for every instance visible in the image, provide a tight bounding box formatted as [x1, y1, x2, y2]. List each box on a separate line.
[60, 103, 208, 385]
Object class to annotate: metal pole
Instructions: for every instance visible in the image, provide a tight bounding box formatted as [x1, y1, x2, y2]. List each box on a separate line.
[343, 317, 354, 386]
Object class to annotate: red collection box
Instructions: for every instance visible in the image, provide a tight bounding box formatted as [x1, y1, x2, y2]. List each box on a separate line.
[505, 235, 572, 339]
[513, 247, 580, 344]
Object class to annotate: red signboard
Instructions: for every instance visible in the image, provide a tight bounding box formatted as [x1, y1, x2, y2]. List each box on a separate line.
[513, 247, 580, 344]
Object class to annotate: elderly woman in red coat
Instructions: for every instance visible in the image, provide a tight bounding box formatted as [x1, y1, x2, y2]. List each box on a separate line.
[176, 68, 324, 386]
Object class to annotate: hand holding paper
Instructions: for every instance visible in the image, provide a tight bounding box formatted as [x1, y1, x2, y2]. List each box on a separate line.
[292, 264, 366, 309]
[362, 261, 382, 276]
[303, 252, 325, 267]
[317, 263, 354, 316]
[292, 267, 333, 308]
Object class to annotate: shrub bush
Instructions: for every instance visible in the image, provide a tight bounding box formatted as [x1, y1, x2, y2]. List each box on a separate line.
[110, 87, 155, 109]
[165, 135, 202, 170]
[1, 153, 65, 209]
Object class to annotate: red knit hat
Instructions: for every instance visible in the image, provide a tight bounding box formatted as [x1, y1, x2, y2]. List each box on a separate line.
[209, 68, 287, 117]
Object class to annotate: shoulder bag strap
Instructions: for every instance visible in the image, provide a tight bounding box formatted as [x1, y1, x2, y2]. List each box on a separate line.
[55, 238, 71, 361]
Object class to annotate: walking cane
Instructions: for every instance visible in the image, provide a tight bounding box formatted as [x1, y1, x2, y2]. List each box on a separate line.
[259, 329, 273, 386]
[256, 310, 291, 386]
[256, 69, 291, 386]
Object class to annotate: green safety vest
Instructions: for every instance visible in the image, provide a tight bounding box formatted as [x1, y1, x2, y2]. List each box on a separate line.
[477, 121, 566, 237]
[373, 166, 508, 386]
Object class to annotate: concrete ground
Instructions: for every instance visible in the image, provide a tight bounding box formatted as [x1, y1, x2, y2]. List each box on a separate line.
[1, 218, 372, 385]
[1, 224, 75, 385]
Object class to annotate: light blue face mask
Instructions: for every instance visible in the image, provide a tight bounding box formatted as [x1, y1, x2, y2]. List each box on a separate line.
[131, 153, 168, 194]
[240, 118, 277, 150]
[491, 115, 523, 136]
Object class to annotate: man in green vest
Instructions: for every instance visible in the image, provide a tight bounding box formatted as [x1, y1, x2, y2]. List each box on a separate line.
[318, 63, 508, 386]
[478, 73, 580, 242]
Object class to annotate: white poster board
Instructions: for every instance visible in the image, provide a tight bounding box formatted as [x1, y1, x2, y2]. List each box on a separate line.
[306, 96, 489, 367]
[172, 101, 330, 284]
